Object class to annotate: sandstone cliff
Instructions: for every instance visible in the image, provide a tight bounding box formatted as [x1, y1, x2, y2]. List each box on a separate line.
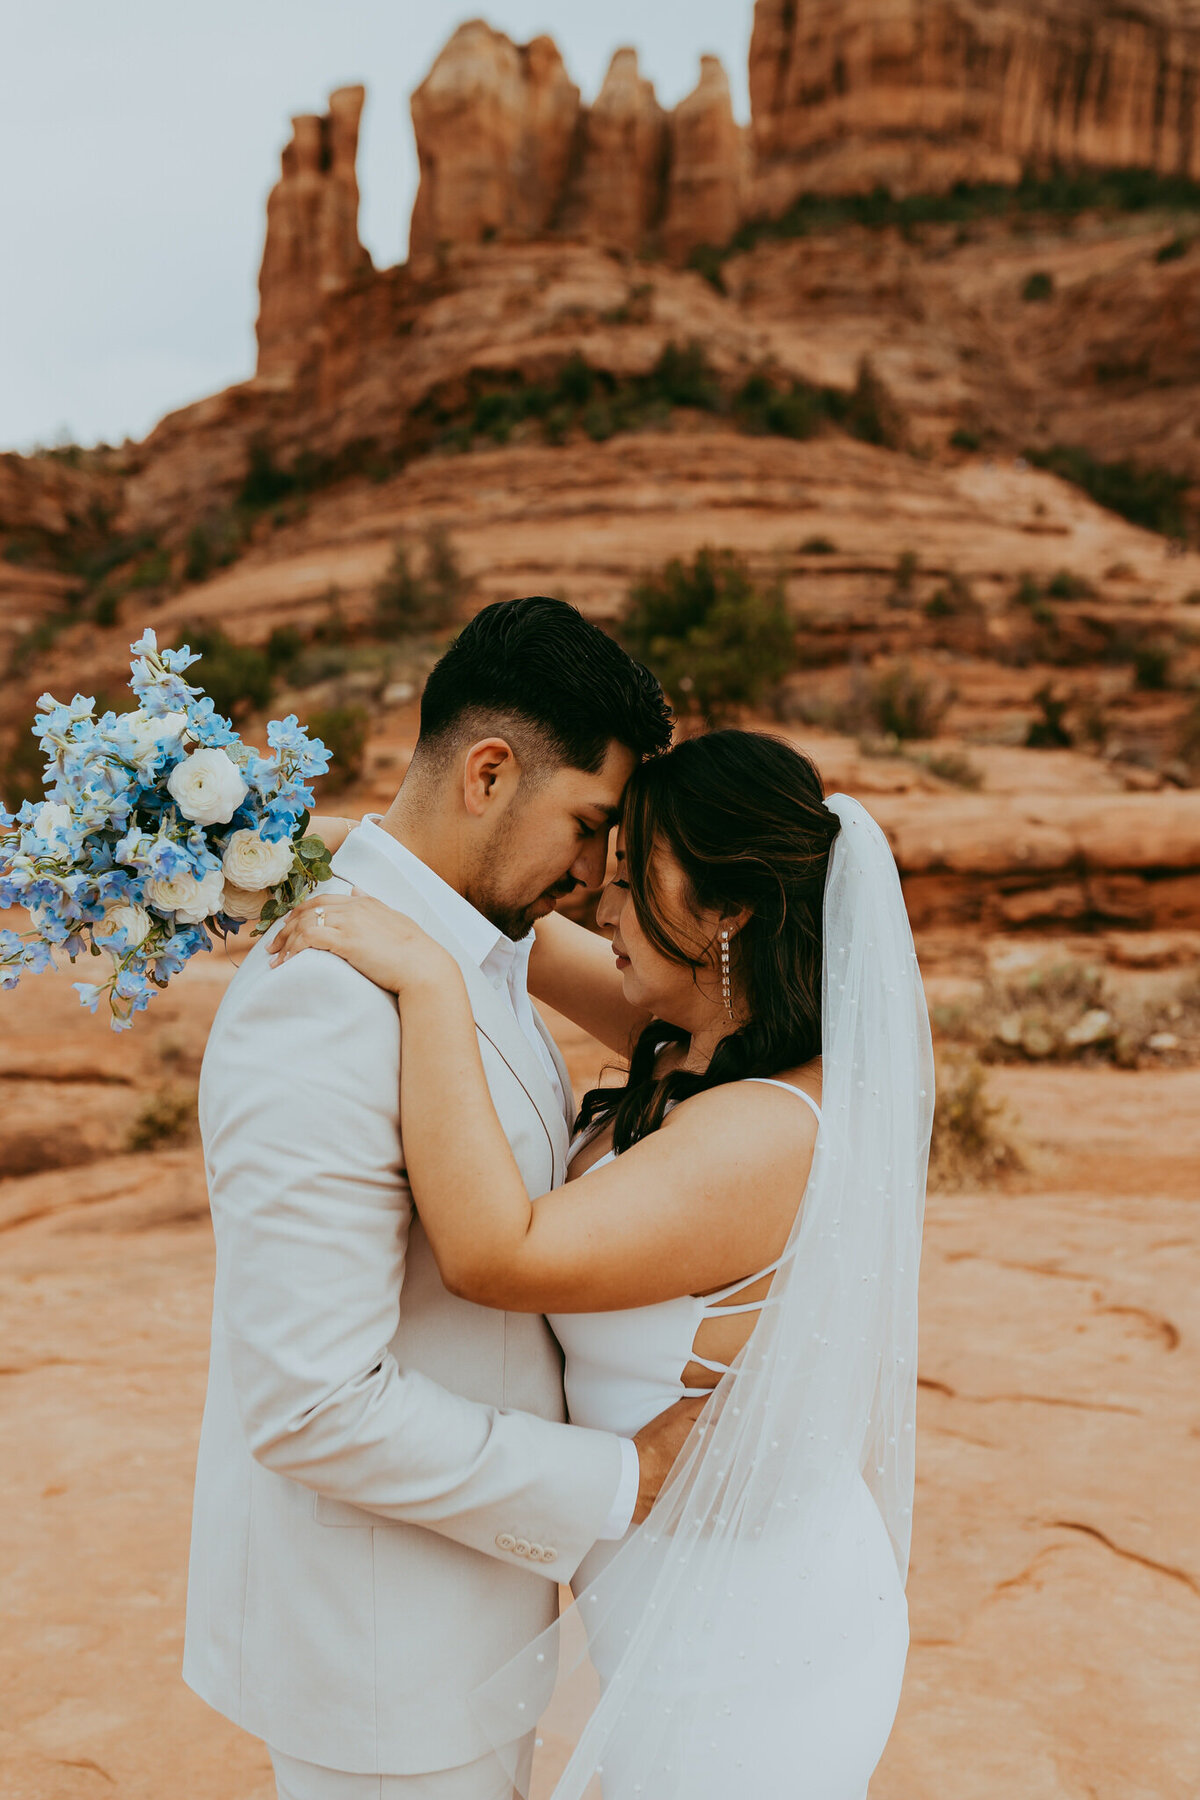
[256, 85, 371, 384]
[749, 0, 1200, 209]
[8, 4, 1200, 581]
[0, 452, 117, 544]
[250, 4, 1200, 388]
[404, 3, 1200, 278]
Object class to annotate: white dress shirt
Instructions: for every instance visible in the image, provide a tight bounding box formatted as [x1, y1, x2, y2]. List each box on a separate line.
[357, 819, 640, 1540]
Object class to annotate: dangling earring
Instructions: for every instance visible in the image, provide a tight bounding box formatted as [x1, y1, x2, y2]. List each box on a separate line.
[720, 929, 734, 1020]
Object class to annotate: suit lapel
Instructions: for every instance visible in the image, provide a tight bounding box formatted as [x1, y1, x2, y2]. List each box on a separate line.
[330, 832, 570, 1184]
[530, 1006, 575, 1131]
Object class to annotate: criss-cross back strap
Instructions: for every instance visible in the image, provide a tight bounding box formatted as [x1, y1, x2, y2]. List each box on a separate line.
[682, 1077, 822, 1385]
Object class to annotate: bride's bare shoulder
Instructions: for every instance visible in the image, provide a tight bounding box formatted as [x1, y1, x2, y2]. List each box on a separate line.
[659, 1062, 822, 1158]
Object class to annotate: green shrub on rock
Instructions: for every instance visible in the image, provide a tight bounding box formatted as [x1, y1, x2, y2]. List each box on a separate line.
[619, 547, 795, 726]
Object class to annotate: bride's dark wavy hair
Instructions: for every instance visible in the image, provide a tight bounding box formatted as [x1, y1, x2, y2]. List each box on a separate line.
[576, 730, 841, 1153]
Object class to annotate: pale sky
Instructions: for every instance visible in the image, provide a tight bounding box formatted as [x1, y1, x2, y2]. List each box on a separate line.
[1, 2, 754, 453]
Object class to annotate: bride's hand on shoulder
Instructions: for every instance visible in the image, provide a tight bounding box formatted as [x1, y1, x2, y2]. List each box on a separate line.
[269, 890, 456, 996]
[305, 814, 359, 855]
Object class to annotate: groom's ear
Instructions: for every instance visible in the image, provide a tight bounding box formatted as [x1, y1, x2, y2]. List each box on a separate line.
[461, 737, 520, 817]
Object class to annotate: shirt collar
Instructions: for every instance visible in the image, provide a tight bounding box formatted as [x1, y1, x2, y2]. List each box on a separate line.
[357, 816, 533, 979]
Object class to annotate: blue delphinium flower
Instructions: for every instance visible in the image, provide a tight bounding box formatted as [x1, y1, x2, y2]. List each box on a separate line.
[130, 630, 204, 718]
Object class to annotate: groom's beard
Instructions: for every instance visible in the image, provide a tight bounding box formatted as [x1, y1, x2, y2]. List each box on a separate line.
[477, 872, 581, 944]
[466, 800, 583, 942]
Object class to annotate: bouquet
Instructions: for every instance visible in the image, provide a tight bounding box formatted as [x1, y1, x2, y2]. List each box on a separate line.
[0, 629, 334, 1028]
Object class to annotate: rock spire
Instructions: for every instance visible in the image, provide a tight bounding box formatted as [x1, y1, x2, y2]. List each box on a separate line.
[256, 86, 370, 384]
[407, 21, 581, 256]
[560, 48, 668, 253]
[663, 55, 747, 261]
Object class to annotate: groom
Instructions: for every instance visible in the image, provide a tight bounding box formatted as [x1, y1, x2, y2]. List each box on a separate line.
[184, 599, 690, 1800]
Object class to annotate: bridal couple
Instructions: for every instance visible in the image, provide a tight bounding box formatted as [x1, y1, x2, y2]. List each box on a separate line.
[184, 596, 933, 1800]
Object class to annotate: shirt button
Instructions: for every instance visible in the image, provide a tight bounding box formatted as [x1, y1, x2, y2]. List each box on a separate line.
[496, 1533, 516, 1552]
[515, 1538, 532, 1558]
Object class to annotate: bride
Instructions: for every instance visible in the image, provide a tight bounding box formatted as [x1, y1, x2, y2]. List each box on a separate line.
[273, 727, 933, 1800]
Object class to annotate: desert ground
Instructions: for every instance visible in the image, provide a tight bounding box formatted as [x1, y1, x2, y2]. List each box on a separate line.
[1, 885, 1197, 1800]
[4, 448, 1200, 1796]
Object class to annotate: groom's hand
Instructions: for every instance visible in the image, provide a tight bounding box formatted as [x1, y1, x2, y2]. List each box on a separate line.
[631, 1394, 708, 1524]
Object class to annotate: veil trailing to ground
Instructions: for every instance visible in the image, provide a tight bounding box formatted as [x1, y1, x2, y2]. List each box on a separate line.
[474, 794, 935, 1800]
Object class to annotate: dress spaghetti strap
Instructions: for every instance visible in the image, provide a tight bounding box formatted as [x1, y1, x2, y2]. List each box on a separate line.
[744, 1075, 823, 1122]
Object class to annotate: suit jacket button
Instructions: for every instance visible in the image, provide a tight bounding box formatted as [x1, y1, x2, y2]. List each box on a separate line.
[540, 1546, 556, 1563]
[529, 1543, 544, 1560]
[515, 1538, 532, 1558]
[497, 1533, 516, 1552]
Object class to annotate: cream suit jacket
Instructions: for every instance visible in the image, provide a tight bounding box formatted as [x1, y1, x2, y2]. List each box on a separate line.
[183, 829, 624, 1775]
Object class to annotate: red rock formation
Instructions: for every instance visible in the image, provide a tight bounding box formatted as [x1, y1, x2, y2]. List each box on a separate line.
[256, 86, 370, 385]
[561, 48, 667, 253]
[872, 791, 1200, 931]
[663, 55, 748, 259]
[408, 25, 744, 263]
[749, 0, 1200, 212]
[0, 453, 116, 543]
[407, 21, 580, 259]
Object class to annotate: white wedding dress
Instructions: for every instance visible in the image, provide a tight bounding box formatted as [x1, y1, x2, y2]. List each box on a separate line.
[476, 797, 931, 1800]
[546, 1080, 910, 1800]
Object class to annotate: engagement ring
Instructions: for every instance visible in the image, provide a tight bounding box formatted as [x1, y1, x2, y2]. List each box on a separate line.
[315, 908, 326, 928]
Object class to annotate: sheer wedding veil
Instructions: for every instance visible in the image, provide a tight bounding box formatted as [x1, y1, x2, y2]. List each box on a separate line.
[474, 793, 934, 1800]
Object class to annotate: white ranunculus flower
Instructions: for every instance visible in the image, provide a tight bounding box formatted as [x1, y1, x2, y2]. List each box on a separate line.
[144, 866, 226, 925]
[33, 801, 73, 842]
[167, 747, 248, 826]
[220, 883, 267, 922]
[221, 828, 295, 892]
[125, 708, 189, 760]
[101, 902, 153, 950]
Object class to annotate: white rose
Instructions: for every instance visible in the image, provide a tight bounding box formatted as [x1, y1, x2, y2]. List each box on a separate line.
[220, 883, 267, 922]
[33, 801, 73, 842]
[221, 828, 295, 892]
[125, 708, 189, 760]
[167, 747, 248, 827]
[144, 866, 226, 925]
[101, 902, 153, 950]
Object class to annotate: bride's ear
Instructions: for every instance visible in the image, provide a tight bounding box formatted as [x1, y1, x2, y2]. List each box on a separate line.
[717, 905, 753, 945]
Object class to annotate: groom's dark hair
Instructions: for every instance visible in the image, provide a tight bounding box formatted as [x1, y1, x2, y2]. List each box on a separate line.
[416, 596, 673, 773]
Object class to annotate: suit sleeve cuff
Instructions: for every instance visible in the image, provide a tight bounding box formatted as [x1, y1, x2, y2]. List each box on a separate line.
[596, 1436, 639, 1541]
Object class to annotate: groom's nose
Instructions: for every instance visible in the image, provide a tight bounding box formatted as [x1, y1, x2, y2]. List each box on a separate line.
[569, 831, 609, 892]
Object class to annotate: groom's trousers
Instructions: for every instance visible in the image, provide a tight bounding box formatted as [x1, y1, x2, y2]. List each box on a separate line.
[269, 1738, 533, 1800]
